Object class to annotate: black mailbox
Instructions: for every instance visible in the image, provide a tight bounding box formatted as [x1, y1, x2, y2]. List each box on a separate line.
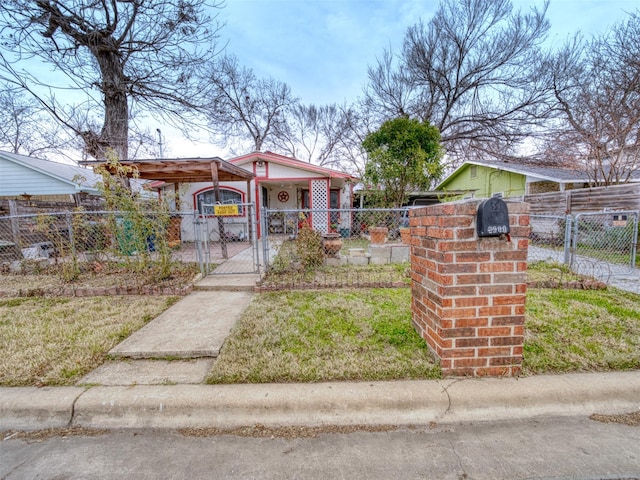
[477, 197, 510, 237]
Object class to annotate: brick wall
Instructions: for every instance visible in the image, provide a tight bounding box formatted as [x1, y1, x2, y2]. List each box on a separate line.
[410, 200, 530, 377]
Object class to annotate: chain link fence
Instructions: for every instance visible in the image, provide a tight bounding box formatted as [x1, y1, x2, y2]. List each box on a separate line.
[0, 210, 200, 274]
[259, 208, 412, 290]
[528, 214, 571, 265]
[5, 207, 636, 288]
[529, 211, 639, 278]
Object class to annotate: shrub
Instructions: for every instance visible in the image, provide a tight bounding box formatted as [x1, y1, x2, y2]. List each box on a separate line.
[295, 225, 324, 271]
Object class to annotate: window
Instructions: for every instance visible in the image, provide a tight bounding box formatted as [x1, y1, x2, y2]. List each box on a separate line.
[470, 165, 478, 178]
[195, 188, 243, 215]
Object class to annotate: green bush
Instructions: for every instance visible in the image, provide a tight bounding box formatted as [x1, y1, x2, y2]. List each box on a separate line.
[295, 225, 324, 271]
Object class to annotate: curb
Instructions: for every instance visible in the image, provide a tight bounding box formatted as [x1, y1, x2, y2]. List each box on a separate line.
[2, 372, 640, 431]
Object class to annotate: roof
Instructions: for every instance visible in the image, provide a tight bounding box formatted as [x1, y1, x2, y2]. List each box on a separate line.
[229, 151, 358, 180]
[80, 157, 255, 183]
[437, 159, 592, 190]
[0, 150, 101, 195]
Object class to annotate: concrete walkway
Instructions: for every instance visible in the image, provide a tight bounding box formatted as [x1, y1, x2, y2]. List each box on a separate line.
[79, 274, 259, 387]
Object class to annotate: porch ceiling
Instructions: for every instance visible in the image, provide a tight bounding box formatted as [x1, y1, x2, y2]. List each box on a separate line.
[81, 158, 255, 183]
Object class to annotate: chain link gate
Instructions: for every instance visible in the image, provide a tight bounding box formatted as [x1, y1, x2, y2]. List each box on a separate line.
[571, 210, 639, 276]
[194, 202, 259, 275]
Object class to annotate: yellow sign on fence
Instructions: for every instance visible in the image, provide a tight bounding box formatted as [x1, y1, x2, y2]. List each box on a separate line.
[213, 204, 239, 216]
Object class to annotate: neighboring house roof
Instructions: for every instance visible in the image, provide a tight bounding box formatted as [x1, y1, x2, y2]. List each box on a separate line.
[0, 150, 101, 196]
[229, 151, 358, 181]
[436, 159, 591, 190]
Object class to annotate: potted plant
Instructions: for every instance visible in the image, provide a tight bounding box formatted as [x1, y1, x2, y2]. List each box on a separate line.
[369, 226, 388, 245]
[322, 232, 343, 257]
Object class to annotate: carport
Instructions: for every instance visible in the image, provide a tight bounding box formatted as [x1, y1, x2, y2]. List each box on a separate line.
[82, 157, 255, 261]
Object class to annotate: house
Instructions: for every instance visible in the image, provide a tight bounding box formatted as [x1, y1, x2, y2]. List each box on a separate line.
[435, 159, 592, 199]
[0, 150, 102, 203]
[159, 151, 358, 239]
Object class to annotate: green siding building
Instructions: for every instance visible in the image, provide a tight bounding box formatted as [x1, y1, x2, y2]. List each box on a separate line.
[436, 160, 590, 200]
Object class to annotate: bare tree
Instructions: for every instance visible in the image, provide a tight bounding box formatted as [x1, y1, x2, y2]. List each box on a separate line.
[0, 0, 224, 161]
[206, 54, 296, 153]
[271, 103, 351, 167]
[0, 85, 75, 158]
[364, 0, 552, 162]
[547, 12, 640, 185]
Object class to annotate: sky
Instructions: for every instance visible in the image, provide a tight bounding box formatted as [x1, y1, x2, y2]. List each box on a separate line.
[221, 0, 636, 104]
[165, 0, 637, 158]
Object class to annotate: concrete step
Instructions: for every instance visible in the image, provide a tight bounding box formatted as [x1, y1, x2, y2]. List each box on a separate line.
[78, 359, 214, 386]
[194, 274, 260, 292]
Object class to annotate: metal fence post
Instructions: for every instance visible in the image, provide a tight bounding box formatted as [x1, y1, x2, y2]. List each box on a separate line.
[261, 208, 270, 272]
[630, 212, 639, 271]
[248, 203, 260, 274]
[563, 214, 572, 265]
[66, 212, 76, 258]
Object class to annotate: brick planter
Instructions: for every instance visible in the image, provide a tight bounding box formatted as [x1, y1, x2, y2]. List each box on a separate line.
[409, 200, 530, 377]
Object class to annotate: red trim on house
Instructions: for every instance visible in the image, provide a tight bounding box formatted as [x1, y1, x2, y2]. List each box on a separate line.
[192, 185, 246, 217]
[252, 159, 269, 179]
[256, 175, 338, 183]
[229, 151, 357, 180]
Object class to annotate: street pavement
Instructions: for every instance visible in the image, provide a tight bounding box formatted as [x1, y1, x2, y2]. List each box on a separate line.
[2, 416, 639, 479]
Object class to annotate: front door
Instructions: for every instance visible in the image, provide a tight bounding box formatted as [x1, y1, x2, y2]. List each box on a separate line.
[330, 189, 340, 230]
[302, 189, 310, 209]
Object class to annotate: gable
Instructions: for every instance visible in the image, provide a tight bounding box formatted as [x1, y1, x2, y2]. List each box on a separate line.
[230, 152, 357, 181]
[438, 163, 527, 198]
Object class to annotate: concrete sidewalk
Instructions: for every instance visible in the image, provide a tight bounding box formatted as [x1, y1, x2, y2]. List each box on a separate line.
[80, 273, 259, 386]
[2, 371, 640, 431]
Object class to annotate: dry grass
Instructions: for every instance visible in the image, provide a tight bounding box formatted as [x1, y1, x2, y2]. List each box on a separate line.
[0, 261, 199, 292]
[209, 263, 640, 383]
[523, 287, 640, 373]
[206, 289, 440, 384]
[0, 295, 178, 386]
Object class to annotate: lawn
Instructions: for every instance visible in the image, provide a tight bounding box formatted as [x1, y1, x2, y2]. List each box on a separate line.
[206, 283, 640, 384]
[0, 296, 178, 386]
[1, 262, 639, 386]
[524, 287, 640, 373]
[206, 289, 440, 384]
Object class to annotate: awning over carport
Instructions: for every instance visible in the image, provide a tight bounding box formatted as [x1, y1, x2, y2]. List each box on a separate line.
[80, 157, 254, 184]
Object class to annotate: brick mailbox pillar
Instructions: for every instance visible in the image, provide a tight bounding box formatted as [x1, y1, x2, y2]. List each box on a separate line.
[410, 200, 530, 377]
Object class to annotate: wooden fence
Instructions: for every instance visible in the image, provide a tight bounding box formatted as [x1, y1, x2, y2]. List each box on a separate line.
[524, 183, 640, 215]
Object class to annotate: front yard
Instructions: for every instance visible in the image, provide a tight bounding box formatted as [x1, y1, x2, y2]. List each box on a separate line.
[1, 262, 639, 386]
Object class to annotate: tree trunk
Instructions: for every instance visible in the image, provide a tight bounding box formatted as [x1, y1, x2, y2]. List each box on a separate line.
[90, 47, 129, 162]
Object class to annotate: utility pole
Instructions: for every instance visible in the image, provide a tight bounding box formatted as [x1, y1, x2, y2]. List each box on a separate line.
[156, 129, 164, 158]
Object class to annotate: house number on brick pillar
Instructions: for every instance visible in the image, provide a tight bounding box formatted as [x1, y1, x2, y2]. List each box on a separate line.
[409, 200, 530, 377]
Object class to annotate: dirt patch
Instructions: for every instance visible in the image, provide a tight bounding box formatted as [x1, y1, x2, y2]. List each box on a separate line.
[527, 279, 607, 290]
[590, 411, 640, 426]
[2, 427, 108, 443]
[179, 424, 400, 439]
[0, 262, 200, 298]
